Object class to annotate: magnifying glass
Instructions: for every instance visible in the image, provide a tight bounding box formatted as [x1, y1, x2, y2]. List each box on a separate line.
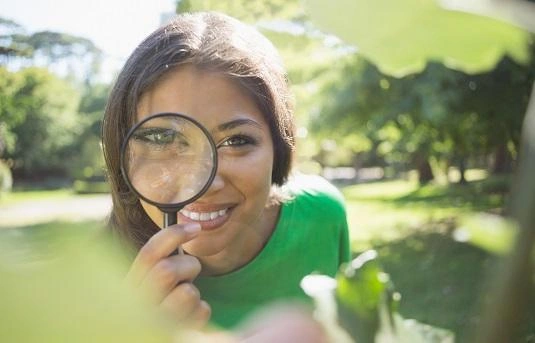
[120, 112, 218, 251]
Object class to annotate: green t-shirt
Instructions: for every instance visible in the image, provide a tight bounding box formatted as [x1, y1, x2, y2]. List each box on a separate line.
[194, 174, 351, 329]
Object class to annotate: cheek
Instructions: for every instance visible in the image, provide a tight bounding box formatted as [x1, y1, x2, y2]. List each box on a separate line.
[240, 150, 274, 203]
[140, 200, 163, 229]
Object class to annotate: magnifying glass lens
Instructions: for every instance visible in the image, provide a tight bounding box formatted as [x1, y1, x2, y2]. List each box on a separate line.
[123, 114, 216, 207]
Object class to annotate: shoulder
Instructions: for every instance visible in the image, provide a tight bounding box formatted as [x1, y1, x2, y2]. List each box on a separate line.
[282, 173, 346, 215]
[279, 173, 351, 267]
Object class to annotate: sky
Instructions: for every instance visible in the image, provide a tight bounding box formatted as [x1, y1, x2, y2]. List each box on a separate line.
[0, 0, 177, 80]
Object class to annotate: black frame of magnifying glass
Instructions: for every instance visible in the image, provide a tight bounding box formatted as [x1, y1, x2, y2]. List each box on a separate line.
[119, 112, 218, 227]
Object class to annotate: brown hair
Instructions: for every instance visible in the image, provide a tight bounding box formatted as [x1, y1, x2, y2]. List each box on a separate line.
[101, 12, 295, 249]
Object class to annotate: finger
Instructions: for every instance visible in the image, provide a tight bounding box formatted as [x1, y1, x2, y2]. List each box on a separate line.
[159, 282, 203, 321]
[126, 223, 201, 285]
[239, 306, 327, 343]
[141, 254, 202, 301]
[188, 300, 212, 329]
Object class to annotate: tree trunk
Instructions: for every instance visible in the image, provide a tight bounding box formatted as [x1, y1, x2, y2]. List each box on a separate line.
[492, 143, 512, 174]
[458, 157, 467, 185]
[417, 159, 434, 185]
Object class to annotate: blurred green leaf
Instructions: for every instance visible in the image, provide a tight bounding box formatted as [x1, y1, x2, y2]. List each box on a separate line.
[336, 250, 395, 342]
[0, 227, 176, 342]
[455, 213, 518, 254]
[305, 0, 532, 76]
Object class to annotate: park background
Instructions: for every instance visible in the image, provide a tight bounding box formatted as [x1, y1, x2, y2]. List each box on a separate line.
[1, 0, 535, 342]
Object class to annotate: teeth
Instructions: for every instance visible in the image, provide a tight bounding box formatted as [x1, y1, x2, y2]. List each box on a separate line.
[181, 208, 228, 221]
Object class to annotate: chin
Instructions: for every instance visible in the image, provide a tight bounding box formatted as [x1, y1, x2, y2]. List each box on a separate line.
[182, 239, 226, 257]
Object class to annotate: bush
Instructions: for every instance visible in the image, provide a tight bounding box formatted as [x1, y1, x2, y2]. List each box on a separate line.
[72, 177, 109, 194]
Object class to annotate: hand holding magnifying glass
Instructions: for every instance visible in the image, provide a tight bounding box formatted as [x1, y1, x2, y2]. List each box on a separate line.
[120, 112, 218, 254]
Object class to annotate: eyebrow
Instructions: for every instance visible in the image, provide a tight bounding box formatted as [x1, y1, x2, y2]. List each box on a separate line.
[215, 118, 263, 132]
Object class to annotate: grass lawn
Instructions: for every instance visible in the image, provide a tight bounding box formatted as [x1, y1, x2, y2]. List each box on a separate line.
[340, 175, 535, 342]
[1, 188, 73, 205]
[342, 177, 509, 251]
[0, 188, 111, 228]
[0, 220, 106, 262]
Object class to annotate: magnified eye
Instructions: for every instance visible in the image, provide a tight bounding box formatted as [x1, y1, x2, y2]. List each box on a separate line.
[136, 128, 173, 144]
[133, 128, 189, 150]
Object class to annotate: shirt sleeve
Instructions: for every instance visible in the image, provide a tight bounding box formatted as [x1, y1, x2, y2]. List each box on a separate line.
[338, 211, 352, 265]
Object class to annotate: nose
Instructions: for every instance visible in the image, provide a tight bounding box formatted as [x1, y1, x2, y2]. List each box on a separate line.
[207, 172, 224, 192]
[201, 167, 225, 197]
[199, 151, 231, 197]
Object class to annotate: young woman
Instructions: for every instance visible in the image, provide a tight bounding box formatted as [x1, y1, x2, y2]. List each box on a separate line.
[102, 11, 350, 330]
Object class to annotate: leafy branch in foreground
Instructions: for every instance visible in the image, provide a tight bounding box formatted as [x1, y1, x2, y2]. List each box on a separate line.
[301, 250, 454, 343]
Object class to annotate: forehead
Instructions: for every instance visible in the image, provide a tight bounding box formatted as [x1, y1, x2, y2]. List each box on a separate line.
[136, 65, 267, 130]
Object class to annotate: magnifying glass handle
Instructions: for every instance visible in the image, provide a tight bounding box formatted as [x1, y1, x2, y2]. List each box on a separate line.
[163, 211, 177, 227]
[163, 211, 184, 255]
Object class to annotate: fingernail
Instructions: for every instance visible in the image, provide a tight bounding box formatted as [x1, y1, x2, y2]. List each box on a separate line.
[184, 223, 201, 234]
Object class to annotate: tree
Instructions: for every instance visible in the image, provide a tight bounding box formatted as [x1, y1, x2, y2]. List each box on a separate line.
[0, 67, 25, 155]
[1, 18, 110, 181]
[67, 82, 110, 180]
[460, 49, 535, 175]
[308, 48, 535, 184]
[0, 67, 81, 178]
[0, 18, 32, 62]
[0, 17, 103, 85]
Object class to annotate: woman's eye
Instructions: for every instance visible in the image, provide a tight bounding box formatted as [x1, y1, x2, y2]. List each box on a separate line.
[219, 135, 253, 147]
[147, 132, 174, 144]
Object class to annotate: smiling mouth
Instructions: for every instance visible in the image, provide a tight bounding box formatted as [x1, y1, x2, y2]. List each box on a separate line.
[180, 208, 228, 221]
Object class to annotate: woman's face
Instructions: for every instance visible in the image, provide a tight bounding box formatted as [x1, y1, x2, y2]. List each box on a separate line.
[136, 65, 275, 258]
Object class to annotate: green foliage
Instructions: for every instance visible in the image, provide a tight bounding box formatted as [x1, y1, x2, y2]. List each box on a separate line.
[1, 17, 110, 181]
[308, 48, 535, 181]
[309, 57, 385, 136]
[0, 159, 12, 195]
[73, 178, 109, 194]
[0, 17, 103, 83]
[78, 83, 109, 114]
[25, 31, 96, 60]
[0, 18, 31, 59]
[462, 52, 535, 155]
[0, 64, 109, 181]
[0, 67, 25, 154]
[1, 67, 81, 177]
[67, 83, 110, 181]
[181, 0, 303, 22]
[336, 250, 396, 342]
